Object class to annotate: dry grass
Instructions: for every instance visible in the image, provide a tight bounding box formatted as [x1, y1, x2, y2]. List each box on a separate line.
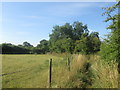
[71, 54, 87, 71]
[90, 55, 118, 88]
[49, 54, 88, 88]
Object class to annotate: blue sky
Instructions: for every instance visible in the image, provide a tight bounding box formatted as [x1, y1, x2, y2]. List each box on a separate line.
[1, 2, 116, 46]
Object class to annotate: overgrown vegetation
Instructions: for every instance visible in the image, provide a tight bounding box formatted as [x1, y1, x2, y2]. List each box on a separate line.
[100, 2, 120, 64]
[90, 55, 118, 88]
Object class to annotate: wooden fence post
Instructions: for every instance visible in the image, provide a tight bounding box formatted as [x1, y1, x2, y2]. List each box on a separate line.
[68, 58, 70, 71]
[48, 58, 52, 88]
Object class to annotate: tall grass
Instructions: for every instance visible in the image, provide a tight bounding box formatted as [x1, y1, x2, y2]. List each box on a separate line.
[50, 54, 88, 88]
[65, 54, 118, 88]
[89, 55, 118, 88]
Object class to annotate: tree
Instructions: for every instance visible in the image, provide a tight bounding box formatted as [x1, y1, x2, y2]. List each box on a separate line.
[74, 37, 89, 54]
[1, 43, 30, 54]
[101, 2, 120, 63]
[49, 23, 73, 53]
[37, 39, 49, 54]
[59, 38, 74, 53]
[89, 32, 101, 53]
[49, 21, 101, 54]
[23, 41, 33, 47]
[72, 21, 89, 40]
[74, 31, 101, 54]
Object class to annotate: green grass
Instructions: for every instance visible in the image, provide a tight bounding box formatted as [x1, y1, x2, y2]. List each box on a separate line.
[2, 54, 65, 88]
[2, 54, 89, 88]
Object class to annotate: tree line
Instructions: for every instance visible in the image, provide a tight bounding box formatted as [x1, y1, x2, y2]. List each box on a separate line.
[0, 21, 101, 54]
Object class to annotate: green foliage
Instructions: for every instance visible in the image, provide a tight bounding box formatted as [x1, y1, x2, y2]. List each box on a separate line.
[74, 37, 89, 54]
[1, 43, 30, 54]
[23, 41, 33, 47]
[36, 39, 49, 54]
[49, 21, 101, 54]
[89, 32, 101, 53]
[72, 21, 89, 40]
[49, 23, 74, 53]
[101, 2, 120, 63]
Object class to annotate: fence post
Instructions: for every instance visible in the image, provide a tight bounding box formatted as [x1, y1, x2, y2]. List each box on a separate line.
[68, 58, 70, 71]
[48, 58, 52, 88]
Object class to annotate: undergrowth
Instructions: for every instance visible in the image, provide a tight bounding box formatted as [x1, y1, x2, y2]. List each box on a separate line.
[63, 54, 118, 88]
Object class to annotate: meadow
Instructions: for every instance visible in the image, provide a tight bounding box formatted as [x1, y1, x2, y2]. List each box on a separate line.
[1, 54, 118, 88]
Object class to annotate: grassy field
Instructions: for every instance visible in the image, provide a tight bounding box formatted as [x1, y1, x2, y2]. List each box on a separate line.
[1, 54, 118, 88]
[2, 54, 66, 88]
[2, 54, 86, 88]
